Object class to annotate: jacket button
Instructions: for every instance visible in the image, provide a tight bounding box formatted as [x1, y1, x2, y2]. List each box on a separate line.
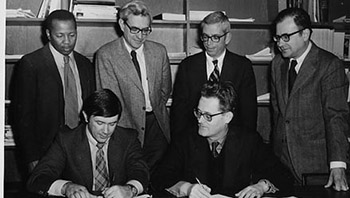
[285, 120, 290, 124]
[142, 107, 146, 110]
[141, 127, 145, 130]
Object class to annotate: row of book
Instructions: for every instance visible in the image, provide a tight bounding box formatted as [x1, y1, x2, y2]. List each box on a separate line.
[286, 0, 329, 23]
[39, 0, 118, 19]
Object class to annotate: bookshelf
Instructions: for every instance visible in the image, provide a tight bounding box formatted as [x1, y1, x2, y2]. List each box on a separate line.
[5, 0, 350, 189]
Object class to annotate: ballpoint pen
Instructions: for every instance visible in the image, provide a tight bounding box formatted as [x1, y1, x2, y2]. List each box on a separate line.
[195, 177, 204, 188]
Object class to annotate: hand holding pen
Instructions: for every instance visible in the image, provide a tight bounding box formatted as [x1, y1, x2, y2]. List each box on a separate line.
[188, 178, 211, 198]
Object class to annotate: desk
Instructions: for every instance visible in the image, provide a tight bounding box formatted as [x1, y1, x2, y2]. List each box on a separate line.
[152, 186, 350, 198]
[271, 186, 350, 198]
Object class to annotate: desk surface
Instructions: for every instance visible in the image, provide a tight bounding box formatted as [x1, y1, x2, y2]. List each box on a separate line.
[271, 186, 350, 198]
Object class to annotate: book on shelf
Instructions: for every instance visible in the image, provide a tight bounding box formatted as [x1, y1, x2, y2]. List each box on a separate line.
[245, 47, 273, 61]
[74, 0, 116, 5]
[153, 13, 186, 21]
[73, 3, 119, 19]
[344, 34, 350, 61]
[38, 0, 62, 18]
[189, 10, 219, 21]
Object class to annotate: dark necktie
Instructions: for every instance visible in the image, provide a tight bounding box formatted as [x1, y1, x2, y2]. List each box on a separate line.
[212, 141, 219, 158]
[209, 60, 219, 82]
[288, 59, 298, 95]
[95, 143, 109, 191]
[131, 50, 142, 81]
[64, 56, 79, 128]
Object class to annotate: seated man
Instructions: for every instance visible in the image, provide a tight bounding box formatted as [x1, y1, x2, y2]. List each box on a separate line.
[27, 89, 149, 198]
[152, 81, 293, 198]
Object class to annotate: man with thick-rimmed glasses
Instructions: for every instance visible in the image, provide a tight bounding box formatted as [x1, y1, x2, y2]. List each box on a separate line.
[152, 81, 293, 198]
[171, 11, 257, 141]
[95, 0, 172, 176]
[271, 7, 350, 191]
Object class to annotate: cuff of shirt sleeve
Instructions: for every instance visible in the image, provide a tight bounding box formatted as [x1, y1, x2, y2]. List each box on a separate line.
[48, 180, 71, 197]
[330, 161, 347, 169]
[127, 180, 143, 195]
[258, 179, 279, 194]
[166, 181, 193, 197]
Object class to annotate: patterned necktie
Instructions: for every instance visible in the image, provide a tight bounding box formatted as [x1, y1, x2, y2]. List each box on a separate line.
[212, 141, 219, 158]
[209, 60, 220, 82]
[131, 50, 142, 81]
[64, 56, 79, 128]
[288, 59, 298, 95]
[95, 143, 109, 191]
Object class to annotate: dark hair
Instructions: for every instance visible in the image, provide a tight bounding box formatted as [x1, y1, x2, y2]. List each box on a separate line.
[200, 11, 230, 33]
[45, 9, 77, 31]
[118, 0, 151, 22]
[273, 7, 312, 34]
[200, 81, 238, 113]
[82, 89, 122, 121]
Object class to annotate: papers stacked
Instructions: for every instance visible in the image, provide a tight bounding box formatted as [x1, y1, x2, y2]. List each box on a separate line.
[73, 4, 118, 19]
[6, 9, 36, 18]
[245, 47, 273, 61]
[153, 13, 186, 21]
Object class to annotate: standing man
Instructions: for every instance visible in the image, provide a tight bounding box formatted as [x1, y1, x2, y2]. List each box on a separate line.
[13, 10, 95, 172]
[27, 89, 149, 198]
[95, 0, 172, 174]
[152, 81, 293, 198]
[271, 8, 350, 191]
[171, 11, 257, 139]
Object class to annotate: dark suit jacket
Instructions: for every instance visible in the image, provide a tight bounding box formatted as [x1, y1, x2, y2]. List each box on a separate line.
[271, 42, 350, 181]
[170, 50, 257, 138]
[13, 44, 95, 164]
[27, 124, 149, 196]
[152, 126, 293, 197]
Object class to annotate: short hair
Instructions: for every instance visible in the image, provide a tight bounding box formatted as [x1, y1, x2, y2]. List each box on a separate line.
[118, 0, 152, 22]
[200, 81, 238, 113]
[82, 89, 122, 121]
[45, 9, 77, 31]
[273, 7, 312, 33]
[200, 11, 230, 33]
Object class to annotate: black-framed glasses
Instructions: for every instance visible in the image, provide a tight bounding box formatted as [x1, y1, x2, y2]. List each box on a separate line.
[200, 32, 228, 43]
[124, 21, 152, 35]
[273, 28, 305, 42]
[193, 108, 225, 122]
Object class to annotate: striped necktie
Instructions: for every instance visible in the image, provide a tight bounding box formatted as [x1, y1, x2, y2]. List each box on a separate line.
[209, 59, 219, 82]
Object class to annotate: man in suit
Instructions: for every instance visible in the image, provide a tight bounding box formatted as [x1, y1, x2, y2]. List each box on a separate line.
[13, 10, 95, 172]
[27, 89, 149, 198]
[171, 11, 257, 139]
[270, 8, 350, 190]
[95, 0, 171, 174]
[152, 81, 293, 198]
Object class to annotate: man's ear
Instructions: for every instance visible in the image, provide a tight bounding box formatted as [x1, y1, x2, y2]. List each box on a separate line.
[225, 111, 234, 124]
[45, 29, 51, 41]
[302, 28, 311, 41]
[118, 18, 125, 33]
[82, 111, 88, 123]
[224, 32, 232, 45]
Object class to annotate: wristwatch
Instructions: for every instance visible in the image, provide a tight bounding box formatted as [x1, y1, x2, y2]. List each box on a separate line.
[127, 184, 138, 197]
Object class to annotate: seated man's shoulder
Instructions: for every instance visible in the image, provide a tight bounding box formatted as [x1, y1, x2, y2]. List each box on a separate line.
[114, 126, 139, 139]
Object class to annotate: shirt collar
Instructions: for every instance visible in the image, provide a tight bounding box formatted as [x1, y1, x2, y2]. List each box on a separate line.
[293, 42, 312, 65]
[123, 37, 144, 54]
[49, 43, 73, 60]
[205, 49, 226, 65]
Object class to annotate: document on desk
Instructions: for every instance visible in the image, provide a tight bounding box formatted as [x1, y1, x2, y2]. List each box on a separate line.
[135, 194, 152, 198]
[263, 196, 298, 198]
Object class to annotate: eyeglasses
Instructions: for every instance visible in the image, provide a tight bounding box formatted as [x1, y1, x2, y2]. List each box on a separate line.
[124, 21, 152, 35]
[200, 32, 228, 43]
[193, 108, 225, 122]
[273, 28, 305, 42]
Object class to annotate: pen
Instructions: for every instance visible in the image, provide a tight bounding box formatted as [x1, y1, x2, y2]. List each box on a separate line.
[195, 177, 204, 188]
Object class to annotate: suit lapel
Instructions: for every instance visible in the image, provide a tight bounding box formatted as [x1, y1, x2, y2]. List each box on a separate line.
[197, 53, 209, 83]
[222, 129, 242, 181]
[289, 45, 317, 98]
[281, 59, 289, 104]
[76, 127, 94, 190]
[107, 130, 123, 185]
[144, 43, 156, 96]
[43, 45, 64, 92]
[116, 39, 143, 91]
